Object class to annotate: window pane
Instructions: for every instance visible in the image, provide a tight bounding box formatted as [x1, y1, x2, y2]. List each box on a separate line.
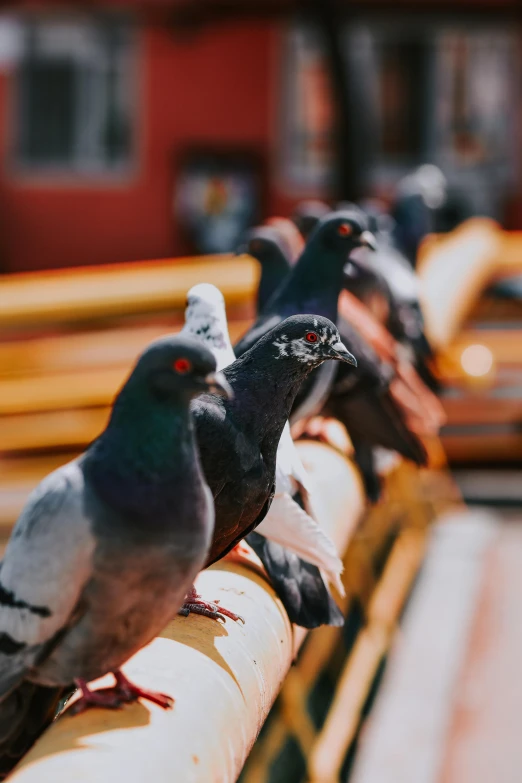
[377, 40, 428, 160]
[19, 57, 76, 163]
[437, 32, 514, 168]
[15, 17, 134, 174]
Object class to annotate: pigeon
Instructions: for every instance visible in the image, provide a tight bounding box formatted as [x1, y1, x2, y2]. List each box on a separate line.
[0, 335, 230, 773]
[263, 217, 305, 261]
[191, 314, 356, 628]
[292, 200, 440, 393]
[182, 283, 345, 597]
[239, 226, 295, 314]
[292, 200, 332, 240]
[239, 210, 429, 502]
[235, 210, 378, 423]
[391, 164, 447, 266]
[352, 199, 440, 391]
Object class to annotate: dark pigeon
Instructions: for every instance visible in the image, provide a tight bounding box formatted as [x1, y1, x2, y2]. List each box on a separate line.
[0, 335, 229, 775]
[235, 210, 379, 421]
[391, 164, 447, 267]
[240, 209, 427, 501]
[292, 200, 331, 240]
[354, 199, 440, 392]
[192, 314, 356, 628]
[239, 225, 294, 313]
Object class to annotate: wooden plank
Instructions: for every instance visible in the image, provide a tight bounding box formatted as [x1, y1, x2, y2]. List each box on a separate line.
[0, 254, 259, 328]
[441, 330, 522, 368]
[441, 397, 522, 427]
[496, 232, 522, 275]
[417, 218, 501, 349]
[0, 319, 252, 379]
[0, 319, 253, 378]
[0, 367, 129, 415]
[442, 432, 522, 462]
[1, 408, 110, 452]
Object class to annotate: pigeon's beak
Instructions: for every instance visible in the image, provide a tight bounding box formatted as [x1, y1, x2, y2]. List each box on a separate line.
[326, 341, 358, 367]
[204, 371, 234, 399]
[359, 230, 378, 251]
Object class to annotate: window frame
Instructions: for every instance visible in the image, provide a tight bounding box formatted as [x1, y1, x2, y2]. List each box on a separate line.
[6, 12, 141, 187]
[279, 15, 519, 208]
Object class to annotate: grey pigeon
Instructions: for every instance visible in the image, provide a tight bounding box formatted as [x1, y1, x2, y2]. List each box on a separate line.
[0, 335, 230, 773]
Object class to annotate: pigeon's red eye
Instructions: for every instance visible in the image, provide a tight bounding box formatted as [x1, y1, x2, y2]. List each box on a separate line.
[173, 358, 192, 374]
[306, 332, 318, 343]
[337, 222, 353, 237]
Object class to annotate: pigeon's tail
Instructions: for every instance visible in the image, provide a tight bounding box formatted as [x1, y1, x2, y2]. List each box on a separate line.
[408, 329, 441, 393]
[246, 533, 344, 629]
[254, 493, 345, 597]
[328, 390, 428, 466]
[0, 682, 66, 779]
[351, 439, 382, 503]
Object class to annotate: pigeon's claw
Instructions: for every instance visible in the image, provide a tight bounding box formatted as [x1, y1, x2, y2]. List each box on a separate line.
[179, 585, 244, 624]
[69, 679, 124, 714]
[178, 599, 227, 623]
[113, 670, 174, 710]
[70, 674, 174, 715]
[213, 600, 245, 624]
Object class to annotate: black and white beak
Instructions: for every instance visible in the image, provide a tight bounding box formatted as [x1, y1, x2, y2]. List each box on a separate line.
[359, 230, 378, 251]
[204, 371, 234, 399]
[326, 341, 357, 367]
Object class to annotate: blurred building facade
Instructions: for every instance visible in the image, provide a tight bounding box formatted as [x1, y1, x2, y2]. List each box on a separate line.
[0, 3, 519, 272]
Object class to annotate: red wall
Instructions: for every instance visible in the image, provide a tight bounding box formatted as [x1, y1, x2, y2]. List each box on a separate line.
[0, 20, 287, 273]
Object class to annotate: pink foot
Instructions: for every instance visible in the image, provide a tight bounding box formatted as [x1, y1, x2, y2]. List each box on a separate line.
[230, 542, 252, 559]
[69, 673, 174, 715]
[113, 670, 174, 710]
[178, 585, 244, 624]
[68, 679, 125, 715]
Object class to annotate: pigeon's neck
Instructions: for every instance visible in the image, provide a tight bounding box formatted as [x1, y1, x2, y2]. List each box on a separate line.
[225, 350, 315, 448]
[85, 388, 201, 521]
[258, 259, 290, 312]
[266, 245, 347, 322]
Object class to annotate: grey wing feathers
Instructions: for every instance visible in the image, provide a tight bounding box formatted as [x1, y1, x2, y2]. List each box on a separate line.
[0, 460, 96, 697]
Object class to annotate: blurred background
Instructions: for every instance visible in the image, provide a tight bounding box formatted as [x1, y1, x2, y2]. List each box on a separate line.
[0, 1, 517, 272]
[2, 2, 522, 782]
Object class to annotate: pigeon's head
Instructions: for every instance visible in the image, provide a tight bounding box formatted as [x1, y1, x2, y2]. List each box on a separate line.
[313, 210, 377, 254]
[183, 283, 231, 351]
[185, 283, 226, 323]
[292, 199, 331, 240]
[239, 226, 292, 268]
[269, 314, 357, 368]
[132, 335, 233, 401]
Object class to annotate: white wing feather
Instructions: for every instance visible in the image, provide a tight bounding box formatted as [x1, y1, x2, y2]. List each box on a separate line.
[256, 494, 344, 596]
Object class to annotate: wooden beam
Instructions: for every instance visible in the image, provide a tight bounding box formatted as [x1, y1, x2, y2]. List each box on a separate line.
[0, 254, 258, 329]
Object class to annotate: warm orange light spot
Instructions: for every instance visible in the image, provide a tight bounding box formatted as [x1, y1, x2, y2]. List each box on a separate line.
[460, 344, 494, 377]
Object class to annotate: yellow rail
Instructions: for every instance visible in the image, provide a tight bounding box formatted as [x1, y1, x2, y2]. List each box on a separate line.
[0, 254, 258, 328]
